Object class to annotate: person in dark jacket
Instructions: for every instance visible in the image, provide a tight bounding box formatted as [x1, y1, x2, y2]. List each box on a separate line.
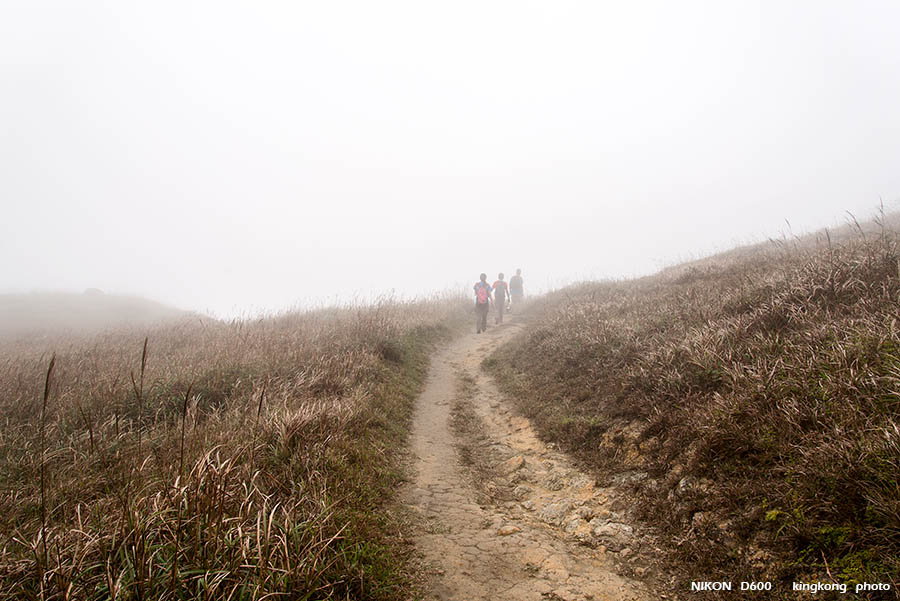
[509, 269, 524, 310]
[473, 273, 493, 333]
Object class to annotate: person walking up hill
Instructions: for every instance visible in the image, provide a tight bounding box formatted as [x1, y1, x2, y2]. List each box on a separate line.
[509, 269, 524, 310]
[493, 273, 509, 324]
[473, 273, 492, 334]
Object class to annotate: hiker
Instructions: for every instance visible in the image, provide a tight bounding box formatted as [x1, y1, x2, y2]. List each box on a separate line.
[473, 273, 492, 333]
[509, 268, 524, 309]
[493, 273, 509, 324]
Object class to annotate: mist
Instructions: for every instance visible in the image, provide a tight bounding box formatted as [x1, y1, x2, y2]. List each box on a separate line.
[3, 1, 899, 317]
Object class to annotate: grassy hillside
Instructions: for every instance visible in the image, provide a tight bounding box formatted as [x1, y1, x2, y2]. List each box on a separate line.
[0, 292, 190, 339]
[0, 296, 468, 600]
[486, 216, 900, 596]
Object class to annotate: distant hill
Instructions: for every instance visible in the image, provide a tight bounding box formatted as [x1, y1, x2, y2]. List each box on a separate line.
[0, 291, 192, 338]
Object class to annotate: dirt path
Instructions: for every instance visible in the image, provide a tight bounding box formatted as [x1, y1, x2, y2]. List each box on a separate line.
[401, 317, 652, 601]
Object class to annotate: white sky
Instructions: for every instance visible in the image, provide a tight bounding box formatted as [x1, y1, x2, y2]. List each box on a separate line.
[2, 1, 899, 317]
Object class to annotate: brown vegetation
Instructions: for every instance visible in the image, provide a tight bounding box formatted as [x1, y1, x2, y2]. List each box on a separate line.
[486, 214, 900, 597]
[0, 296, 468, 600]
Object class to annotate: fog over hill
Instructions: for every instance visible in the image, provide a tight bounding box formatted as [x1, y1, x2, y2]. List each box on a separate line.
[3, 2, 899, 316]
[0, 291, 192, 338]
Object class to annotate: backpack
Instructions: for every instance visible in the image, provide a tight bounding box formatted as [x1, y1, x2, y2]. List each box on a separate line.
[475, 283, 490, 305]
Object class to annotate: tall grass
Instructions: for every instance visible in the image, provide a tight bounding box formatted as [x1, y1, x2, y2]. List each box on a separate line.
[487, 214, 900, 595]
[0, 296, 468, 600]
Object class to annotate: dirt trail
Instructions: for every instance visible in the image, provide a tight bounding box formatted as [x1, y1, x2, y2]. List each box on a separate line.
[401, 317, 652, 601]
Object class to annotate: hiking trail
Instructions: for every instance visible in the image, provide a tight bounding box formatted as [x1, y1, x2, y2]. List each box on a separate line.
[401, 317, 653, 601]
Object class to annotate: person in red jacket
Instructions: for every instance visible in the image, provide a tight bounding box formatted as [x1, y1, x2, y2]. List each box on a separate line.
[473, 273, 493, 333]
[492, 273, 509, 324]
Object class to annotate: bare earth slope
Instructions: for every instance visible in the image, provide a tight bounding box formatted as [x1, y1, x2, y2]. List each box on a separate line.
[402, 317, 651, 601]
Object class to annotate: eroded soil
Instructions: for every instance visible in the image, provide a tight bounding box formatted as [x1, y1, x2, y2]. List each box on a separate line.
[401, 317, 654, 601]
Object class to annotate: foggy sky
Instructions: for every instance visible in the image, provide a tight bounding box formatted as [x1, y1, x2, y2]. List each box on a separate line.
[3, 1, 900, 317]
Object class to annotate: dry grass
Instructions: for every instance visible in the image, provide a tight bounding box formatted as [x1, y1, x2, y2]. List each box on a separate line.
[0, 295, 469, 600]
[487, 212, 900, 597]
